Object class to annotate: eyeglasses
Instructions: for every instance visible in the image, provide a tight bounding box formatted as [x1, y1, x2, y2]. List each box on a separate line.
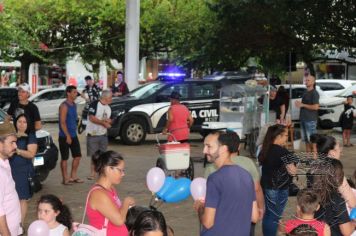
[111, 167, 125, 174]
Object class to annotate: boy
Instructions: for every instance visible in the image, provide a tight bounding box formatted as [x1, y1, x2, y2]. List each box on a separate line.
[339, 95, 356, 147]
[280, 189, 331, 236]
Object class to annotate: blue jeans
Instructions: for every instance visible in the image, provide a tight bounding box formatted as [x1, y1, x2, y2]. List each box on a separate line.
[300, 120, 317, 143]
[262, 189, 289, 236]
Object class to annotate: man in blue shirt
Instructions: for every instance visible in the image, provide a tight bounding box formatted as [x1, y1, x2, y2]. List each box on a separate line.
[193, 131, 258, 236]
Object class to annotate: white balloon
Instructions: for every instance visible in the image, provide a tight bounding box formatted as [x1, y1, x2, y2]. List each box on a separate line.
[146, 167, 165, 193]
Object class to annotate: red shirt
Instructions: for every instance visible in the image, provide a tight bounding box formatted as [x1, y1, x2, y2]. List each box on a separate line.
[285, 218, 326, 236]
[168, 104, 190, 142]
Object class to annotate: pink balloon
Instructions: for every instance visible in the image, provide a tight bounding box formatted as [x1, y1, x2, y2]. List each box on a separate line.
[190, 177, 207, 200]
[28, 220, 49, 236]
[146, 167, 165, 193]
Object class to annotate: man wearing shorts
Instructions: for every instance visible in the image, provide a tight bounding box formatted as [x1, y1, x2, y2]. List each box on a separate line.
[86, 89, 112, 180]
[295, 75, 319, 152]
[59, 85, 83, 185]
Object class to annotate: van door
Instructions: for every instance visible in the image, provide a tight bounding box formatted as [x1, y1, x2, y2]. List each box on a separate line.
[187, 82, 219, 131]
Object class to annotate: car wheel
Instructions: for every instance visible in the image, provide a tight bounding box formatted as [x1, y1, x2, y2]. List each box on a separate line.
[35, 167, 50, 182]
[120, 118, 146, 145]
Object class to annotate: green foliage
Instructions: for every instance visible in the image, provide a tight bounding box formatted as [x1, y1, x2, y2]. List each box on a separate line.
[0, 0, 355, 75]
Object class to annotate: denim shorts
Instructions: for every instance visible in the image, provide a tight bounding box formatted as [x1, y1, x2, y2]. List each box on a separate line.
[300, 121, 317, 143]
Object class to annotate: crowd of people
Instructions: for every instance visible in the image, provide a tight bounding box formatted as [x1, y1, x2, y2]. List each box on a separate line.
[0, 73, 356, 236]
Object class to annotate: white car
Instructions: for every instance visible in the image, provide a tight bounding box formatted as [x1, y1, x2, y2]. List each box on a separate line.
[316, 79, 356, 97]
[280, 85, 345, 127]
[29, 88, 85, 121]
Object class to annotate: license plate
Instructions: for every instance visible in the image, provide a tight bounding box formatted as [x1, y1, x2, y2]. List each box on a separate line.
[34, 156, 44, 166]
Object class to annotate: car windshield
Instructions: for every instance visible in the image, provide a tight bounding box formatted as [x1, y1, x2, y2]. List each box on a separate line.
[128, 82, 166, 99]
[337, 85, 356, 97]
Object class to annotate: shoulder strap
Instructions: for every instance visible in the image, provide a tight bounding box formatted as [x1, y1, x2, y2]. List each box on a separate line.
[82, 185, 109, 228]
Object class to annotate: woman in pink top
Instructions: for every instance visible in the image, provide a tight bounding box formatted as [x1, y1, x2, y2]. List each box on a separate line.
[86, 151, 135, 236]
[163, 91, 194, 142]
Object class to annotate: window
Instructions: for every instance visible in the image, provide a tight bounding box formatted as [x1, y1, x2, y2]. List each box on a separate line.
[158, 84, 189, 100]
[291, 88, 306, 99]
[38, 92, 52, 101]
[317, 82, 344, 91]
[192, 83, 217, 99]
[52, 90, 66, 99]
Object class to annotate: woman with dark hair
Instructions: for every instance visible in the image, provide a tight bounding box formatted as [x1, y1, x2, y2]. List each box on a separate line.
[9, 113, 37, 230]
[314, 135, 356, 208]
[259, 124, 297, 236]
[37, 194, 72, 235]
[86, 150, 135, 235]
[311, 159, 354, 235]
[130, 210, 168, 236]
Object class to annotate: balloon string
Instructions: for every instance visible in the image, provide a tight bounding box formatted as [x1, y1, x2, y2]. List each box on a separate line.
[149, 193, 155, 208]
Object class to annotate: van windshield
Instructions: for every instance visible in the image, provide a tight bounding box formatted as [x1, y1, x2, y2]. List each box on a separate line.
[128, 82, 166, 99]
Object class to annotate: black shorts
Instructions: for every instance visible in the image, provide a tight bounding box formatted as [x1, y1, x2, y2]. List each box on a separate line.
[59, 136, 82, 160]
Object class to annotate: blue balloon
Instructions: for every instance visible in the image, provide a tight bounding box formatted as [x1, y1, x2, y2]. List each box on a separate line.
[156, 176, 175, 200]
[163, 178, 191, 203]
[350, 208, 356, 220]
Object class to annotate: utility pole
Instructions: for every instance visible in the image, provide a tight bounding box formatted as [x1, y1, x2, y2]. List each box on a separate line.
[125, 0, 140, 91]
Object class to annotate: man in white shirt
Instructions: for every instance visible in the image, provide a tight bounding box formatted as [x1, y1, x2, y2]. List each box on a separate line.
[86, 89, 113, 179]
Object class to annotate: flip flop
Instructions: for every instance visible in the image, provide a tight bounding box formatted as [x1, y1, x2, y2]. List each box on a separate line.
[87, 176, 95, 180]
[62, 180, 73, 185]
[70, 178, 84, 183]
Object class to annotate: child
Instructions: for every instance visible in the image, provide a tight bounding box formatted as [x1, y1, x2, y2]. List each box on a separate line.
[37, 194, 72, 236]
[339, 96, 356, 147]
[281, 189, 331, 236]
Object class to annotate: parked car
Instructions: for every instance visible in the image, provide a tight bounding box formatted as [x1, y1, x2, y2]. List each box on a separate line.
[316, 79, 356, 97]
[0, 108, 58, 191]
[28, 87, 85, 121]
[0, 87, 18, 108]
[281, 84, 345, 128]
[108, 77, 251, 145]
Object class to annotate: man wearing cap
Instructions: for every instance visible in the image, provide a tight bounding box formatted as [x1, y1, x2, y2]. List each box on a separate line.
[81, 75, 100, 103]
[111, 71, 129, 97]
[269, 86, 285, 121]
[162, 91, 194, 142]
[7, 83, 42, 132]
[0, 121, 21, 236]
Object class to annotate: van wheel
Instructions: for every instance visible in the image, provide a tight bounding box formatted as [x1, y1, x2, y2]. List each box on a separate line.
[120, 118, 146, 145]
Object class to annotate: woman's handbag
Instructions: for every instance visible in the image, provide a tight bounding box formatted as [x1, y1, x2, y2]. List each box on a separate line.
[72, 186, 108, 236]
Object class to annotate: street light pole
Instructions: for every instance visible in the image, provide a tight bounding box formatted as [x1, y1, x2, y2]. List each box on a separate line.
[125, 0, 140, 91]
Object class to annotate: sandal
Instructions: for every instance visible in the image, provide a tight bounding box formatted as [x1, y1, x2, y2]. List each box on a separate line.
[62, 180, 73, 185]
[69, 178, 84, 183]
[87, 176, 95, 180]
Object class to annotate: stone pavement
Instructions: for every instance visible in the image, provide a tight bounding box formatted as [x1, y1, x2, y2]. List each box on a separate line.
[24, 124, 355, 236]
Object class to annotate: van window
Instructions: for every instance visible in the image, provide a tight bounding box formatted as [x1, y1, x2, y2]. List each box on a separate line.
[192, 83, 217, 99]
[317, 82, 344, 91]
[158, 84, 189, 100]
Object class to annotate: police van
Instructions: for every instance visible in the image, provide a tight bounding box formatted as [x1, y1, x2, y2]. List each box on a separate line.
[108, 75, 251, 145]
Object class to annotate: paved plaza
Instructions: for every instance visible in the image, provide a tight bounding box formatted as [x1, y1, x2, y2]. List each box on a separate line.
[24, 123, 356, 236]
